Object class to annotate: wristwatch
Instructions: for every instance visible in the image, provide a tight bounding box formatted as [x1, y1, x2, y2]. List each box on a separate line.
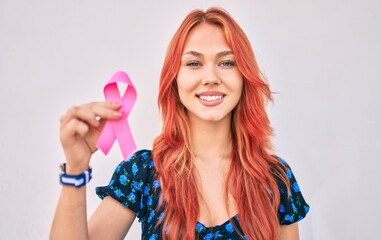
[60, 163, 92, 188]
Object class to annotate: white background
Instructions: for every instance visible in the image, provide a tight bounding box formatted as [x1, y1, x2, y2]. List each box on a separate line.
[1, 0, 380, 239]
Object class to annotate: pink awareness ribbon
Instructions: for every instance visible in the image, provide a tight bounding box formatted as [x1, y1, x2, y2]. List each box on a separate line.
[96, 71, 137, 160]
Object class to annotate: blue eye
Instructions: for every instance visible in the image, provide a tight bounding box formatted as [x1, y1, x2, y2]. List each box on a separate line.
[220, 60, 235, 67]
[186, 61, 201, 67]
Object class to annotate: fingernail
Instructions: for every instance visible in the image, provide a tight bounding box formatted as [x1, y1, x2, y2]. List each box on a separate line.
[111, 102, 120, 106]
[113, 111, 122, 116]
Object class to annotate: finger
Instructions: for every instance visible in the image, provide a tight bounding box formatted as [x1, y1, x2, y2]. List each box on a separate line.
[60, 118, 89, 144]
[94, 118, 107, 132]
[61, 102, 122, 127]
[84, 135, 99, 153]
[102, 101, 121, 109]
[60, 102, 119, 124]
[84, 101, 121, 111]
[60, 106, 82, 127]
[86, 104, 123, 123]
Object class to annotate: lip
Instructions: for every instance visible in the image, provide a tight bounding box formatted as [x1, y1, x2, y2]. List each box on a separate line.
[196, 91, 226, 97]
[196, 91, 226, 107]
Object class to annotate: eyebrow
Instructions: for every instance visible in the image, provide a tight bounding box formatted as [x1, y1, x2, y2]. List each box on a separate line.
[182, 50, 234, 58]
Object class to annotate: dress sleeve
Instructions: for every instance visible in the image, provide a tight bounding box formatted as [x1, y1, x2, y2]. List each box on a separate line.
[96, 149, 154, 219]
[277, 157, 310, 225]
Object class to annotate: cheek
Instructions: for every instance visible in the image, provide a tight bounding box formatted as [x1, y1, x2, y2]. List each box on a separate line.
[232, 78, 244, 105]
[238, 81, 244, 96]
[236, 72, 244, 92]
[177, 80, 190, 95]
[229, 73, 244, 94]
[176, 74, 199, 95]
[176, 80, 195, 106]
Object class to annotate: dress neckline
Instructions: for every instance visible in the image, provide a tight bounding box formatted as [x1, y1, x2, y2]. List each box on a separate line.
[196, 214, 239, 232]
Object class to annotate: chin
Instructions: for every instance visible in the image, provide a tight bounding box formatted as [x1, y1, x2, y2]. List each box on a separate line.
[203, 116, 226, 122]
[191, 112, 231, 124]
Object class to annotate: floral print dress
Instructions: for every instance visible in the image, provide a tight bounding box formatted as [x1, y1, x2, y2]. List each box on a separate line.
[96, 150, 309, 240]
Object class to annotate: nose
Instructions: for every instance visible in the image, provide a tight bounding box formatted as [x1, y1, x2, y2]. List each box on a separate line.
[201, 66, 221, 85]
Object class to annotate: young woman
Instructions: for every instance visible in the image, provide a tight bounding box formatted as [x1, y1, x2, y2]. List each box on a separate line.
[51, 8, 309, 240]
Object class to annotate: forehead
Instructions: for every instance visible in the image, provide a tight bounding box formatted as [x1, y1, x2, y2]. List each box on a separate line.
[182, 23, 230, 53]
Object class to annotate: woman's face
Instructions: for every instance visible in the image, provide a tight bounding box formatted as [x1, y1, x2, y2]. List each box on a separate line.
[177, 23, 243, 124]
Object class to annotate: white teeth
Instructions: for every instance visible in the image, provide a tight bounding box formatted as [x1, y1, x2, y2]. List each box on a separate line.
[199, 95, 223, 102]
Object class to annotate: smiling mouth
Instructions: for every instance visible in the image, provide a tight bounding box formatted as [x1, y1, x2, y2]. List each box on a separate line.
[197, 95, 225, 102]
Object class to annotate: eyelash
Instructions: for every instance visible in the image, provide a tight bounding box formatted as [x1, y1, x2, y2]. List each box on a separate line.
[185, 60, 235, 68]
[186, 60, 201, 67]
[219, 60, 235, 67]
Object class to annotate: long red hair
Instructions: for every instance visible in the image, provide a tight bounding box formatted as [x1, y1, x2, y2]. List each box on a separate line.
[152, 8, 289, 240]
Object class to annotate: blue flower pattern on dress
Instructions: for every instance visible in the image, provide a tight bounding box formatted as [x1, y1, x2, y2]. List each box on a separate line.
[293, 182, 301, 192]
[153, 180, 160, 189]
[119, 175, 127, 185]
[132, 163, 138, 175]
[147, 196, 153, 206]
[96, 151, 309, 239]
[279, 204, 286, 213]
[196, 223, 205, 232]
[114, 189, 123, 197]
[128, 192, 137, 201]
[205, 233, 213, 240]
[134, 182, 141, 190]
[286, 169, 292, 178]
[284, 215, 294, 222]
[225, 223, 234, 233]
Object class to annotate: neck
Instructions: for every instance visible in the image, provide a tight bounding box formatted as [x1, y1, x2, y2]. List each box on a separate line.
[188, 114, 233, 164]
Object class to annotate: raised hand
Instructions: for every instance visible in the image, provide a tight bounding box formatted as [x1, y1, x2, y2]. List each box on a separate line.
[59, 101, 122, 173]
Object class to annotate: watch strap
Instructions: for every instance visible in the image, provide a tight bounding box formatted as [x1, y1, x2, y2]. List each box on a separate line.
[60, 163, 92, 188]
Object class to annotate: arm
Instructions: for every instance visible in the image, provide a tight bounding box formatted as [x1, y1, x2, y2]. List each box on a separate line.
[50, 188, 136, 240]
[50, 102, 135, 240]
[88, 196, 136, 239]
[50, 184, 88, 239]
[278, 223, 299, 240]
